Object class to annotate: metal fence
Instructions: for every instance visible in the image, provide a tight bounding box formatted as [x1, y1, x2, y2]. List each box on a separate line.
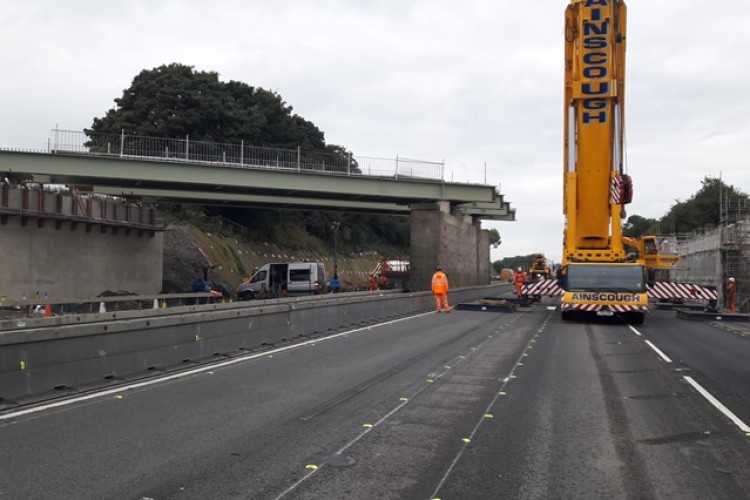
[48, 129, 445, 181]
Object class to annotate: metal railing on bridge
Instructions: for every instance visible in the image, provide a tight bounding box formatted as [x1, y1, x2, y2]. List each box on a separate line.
[48, 129, 445, 181]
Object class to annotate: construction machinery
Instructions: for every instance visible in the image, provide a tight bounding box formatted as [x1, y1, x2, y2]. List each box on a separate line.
[371, 258, 410, 290]
[524, 0, 717, 323]
[622, 235, 678, 271]
[556, 0, 651, 323]
[528, 253, 552, 279]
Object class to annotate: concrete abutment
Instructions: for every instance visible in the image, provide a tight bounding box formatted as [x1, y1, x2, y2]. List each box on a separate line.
[0, 185, 163, 301]
[410, 201, 491, 292]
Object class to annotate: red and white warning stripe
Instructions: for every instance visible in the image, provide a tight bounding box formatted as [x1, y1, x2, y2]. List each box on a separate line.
[523, 280, 717, 301]
[646, 281, 717, 300]
[561, 303, 648, 313]
[522, 280, 563, 296]
[610, 176, 624, 204]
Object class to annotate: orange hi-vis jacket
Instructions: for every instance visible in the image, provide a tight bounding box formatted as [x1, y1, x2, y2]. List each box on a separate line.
[432, 271, 449, 294]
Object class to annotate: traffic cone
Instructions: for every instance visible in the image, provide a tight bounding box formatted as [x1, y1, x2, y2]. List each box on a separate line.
[153, 298, 159, 309]
[99, 302, 106, 313]
[161, 300, 167, 309]
[44, 303, 52, 317]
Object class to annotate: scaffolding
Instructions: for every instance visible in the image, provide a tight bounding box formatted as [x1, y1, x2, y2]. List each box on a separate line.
[721, 216, 750, 312]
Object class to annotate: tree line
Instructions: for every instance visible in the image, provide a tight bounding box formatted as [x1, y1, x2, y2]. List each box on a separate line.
[623, 176, 749, 237]
[492, 177, 749, 272]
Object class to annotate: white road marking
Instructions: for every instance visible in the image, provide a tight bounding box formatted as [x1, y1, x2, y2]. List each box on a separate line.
[429, 309, 555, 500]
[273, 315, 519, 499]
[644, 340, 672, 363]
[628, 323, 749, 434]
[0, 311, 436, 422]
[628, 325, 642, 336]
[683, 376, 750, 433]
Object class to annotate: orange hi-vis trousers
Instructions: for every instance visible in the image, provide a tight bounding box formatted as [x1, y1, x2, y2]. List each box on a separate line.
[434, 293, 450, 312]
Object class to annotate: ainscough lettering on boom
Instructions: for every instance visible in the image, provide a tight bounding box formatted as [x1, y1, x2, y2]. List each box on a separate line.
[581, 0, 610, 124]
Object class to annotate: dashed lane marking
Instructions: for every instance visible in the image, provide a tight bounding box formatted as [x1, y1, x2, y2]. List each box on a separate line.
[683, 376, 750, 434]
[644, 340, 673, 363]
[273, 313, 522, 499]
[428, 309, 554, 500]
[628, 318, 748, 435]
[628, 325, 642, 336]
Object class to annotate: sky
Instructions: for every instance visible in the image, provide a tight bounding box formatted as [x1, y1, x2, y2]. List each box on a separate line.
[2, 0, 749, 265]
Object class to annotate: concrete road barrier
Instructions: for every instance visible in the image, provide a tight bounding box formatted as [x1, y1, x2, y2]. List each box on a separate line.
[0, 285, 509, 405]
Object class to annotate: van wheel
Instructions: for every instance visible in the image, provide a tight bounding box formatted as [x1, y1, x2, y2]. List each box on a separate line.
[561, 310, 572, 321]
[239, 291, 255, 301]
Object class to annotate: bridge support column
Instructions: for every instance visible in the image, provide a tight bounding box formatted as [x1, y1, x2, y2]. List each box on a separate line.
[410, 202, 491, 292]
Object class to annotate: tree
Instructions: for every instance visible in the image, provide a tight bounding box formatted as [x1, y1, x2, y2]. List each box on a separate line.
[622, 215, 657, 238]
[658, 176, 749, 234]
[487, 228, 501, 249]
[492, 255, 535, 273]
[87, 63, 327, 149]
[87, 63, 360, 173]
[88, 63, 399, 253]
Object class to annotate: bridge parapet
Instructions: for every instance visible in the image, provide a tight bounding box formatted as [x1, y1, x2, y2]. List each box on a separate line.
[49, 128, 446, 181]
[0, 183, 158, 233]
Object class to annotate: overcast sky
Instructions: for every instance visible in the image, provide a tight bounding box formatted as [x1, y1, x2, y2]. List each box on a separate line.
[2, 0, 749, 264]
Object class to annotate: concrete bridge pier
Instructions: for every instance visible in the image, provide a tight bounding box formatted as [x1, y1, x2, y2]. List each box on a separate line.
[410, 201, 491, 292]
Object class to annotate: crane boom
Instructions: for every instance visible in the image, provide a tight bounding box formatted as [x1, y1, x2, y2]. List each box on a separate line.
[560, 0, 647, 324]
[564, 0, 628, 261]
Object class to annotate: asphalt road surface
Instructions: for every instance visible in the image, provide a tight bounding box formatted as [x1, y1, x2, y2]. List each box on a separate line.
[1, 303, 749, 499]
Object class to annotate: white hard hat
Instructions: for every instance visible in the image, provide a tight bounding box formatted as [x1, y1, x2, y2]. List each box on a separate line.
[729, 277, 735, 282]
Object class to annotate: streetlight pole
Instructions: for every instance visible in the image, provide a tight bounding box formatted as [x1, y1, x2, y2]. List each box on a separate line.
[331, 221, 341, 279]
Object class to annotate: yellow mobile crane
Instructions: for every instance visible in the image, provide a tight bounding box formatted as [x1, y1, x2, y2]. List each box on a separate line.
[559, 0, 648, 323]
[522, 0, 718, 316]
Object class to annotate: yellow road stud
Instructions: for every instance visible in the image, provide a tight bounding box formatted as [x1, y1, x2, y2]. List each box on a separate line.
[462, 438, 471, 443]
[363, 424, 373, 429]
[305, 464, 318, 470]
[484, 414, 493, 419]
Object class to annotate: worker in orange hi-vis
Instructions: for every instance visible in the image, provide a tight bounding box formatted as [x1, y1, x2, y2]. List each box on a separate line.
[513, 267, 527, 299]
[431, 266, 450, 313]
[368, 275, 378, 291]
[378, 274, 389, 290]
[726, 277, 737, 313]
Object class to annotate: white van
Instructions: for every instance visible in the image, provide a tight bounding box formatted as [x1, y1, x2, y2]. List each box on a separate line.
[236, 262, 327, 300]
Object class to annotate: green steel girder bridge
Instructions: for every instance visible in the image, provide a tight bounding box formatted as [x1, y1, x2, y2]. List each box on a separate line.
[0, 131, 515, 220]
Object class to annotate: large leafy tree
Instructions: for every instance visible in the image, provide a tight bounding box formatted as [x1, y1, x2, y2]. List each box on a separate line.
[89, 63, 403, 254]
[88, 63, 327, 150]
